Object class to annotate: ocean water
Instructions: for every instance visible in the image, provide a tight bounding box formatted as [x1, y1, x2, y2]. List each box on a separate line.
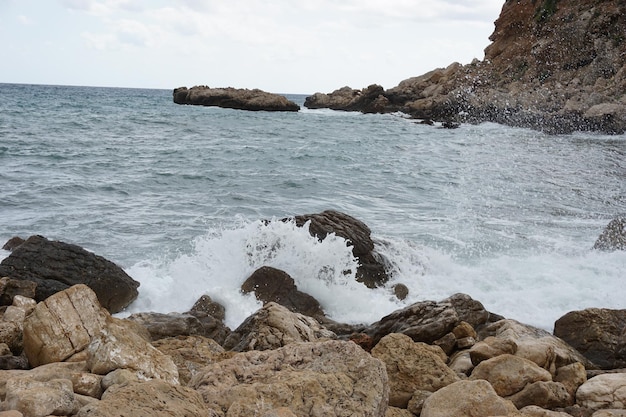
[1, 83, 625, 331]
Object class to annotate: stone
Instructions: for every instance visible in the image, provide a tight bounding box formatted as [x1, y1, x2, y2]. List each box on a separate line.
[469, 336, 518, 365]
[189, 340, 389, 417]
[0, 410, 24, 417]
[86, 316, 179, 384]
[125, 312, 205, 341]
[304, 84, 391, 114]
[469, 354, 553, 397]
[0, 278, 36, 307]
[392, 284, 409, 300]
[290, 210, 389, 288]
[4, 377, 77, 417]
[453, 321, 478, 339]
[0, 322, 22, 356]
[188, 294, 226, 322]
[519, 405, 574, 417]
[407, 390, 432, 416]
[173, 86, 300, 112]
[420, 379, 518, 417]
[576, 373, 626, 410]
[507, 381, 572, 409]
[100, 368, 142, 391]
[0, 361, 87, 400]
[0, 235, 139, 313]
[223, 302, 335, 352]
[241, 266, 324, 317]
[555, 362, 587, 398]
[2, 237, 24, 251]
[75, 379, 210, 417]
[10, 296, 36, 314]
[371, 333, 459, 408]
[22, 284, 109, 367]
[384, 407, 414, 417]
[0, 355, 29, 370]
[591, 411, 626, 417]
[449, 350, 475, 376]
[554, 308, 626, 369]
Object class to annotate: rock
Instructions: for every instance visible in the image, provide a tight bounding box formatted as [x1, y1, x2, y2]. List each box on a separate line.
[125, 312, 205, 341]
[173, 86, 300, 112]
[554, 308, 626, 369]
[0, 322, 22, 356]
[407, 390, 432, 416]
[241, 266, 324, 317]
[392, 283, 409, 300]
[100, 368, 142, 391]
[506, 381, 572, 409]
[469, 354, 553, 397]
[593, 217, 626, 251]
[188, 294, 226, 322]
[0, 235, 139, 313]
[23, 284, 109, 367]
[384, 407, 414, 417]
[0, 410, 24, 417]
[304, 84, 392, 113]
[591, 410, 626, 417]
[4, 377, 77, 417]
[2, 237, 24, 251]
[290, 210, 388, 288]
[576, 373, 626, 410]
[189, 340, 389, 417]
[223, 302, 335, 352]
[0, 278, 36, 307]
[470, 336, 518, 365]
[449, 350, 475, 376]
[519, 405, 574, 417]
[0, 355, 29, 370]
[420, 379, 518, 417]
[0, 361, 88, 400]
[555, 362, 587, 398]
[261, 408, 299, 417]
[86, 316, 179, 384]
[371, 333, 458, 408]
[184, 295, 231, 344]
[152, 335, 230, 385]
[75, 379, 210, 417]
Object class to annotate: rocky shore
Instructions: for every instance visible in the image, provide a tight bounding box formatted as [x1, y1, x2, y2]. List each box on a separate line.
[173, 86, 300, 112]
[1, 211, 625, 417]
[304, 0, 626, 134]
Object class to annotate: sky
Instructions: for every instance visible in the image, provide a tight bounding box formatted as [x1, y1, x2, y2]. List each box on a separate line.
[1, 0, 504, 94]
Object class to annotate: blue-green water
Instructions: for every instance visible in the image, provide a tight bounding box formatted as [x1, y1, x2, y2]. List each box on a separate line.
[1, 83, 625, 329]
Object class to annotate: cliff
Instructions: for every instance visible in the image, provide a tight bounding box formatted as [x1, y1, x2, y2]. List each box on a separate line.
[305, 0, 626, 134]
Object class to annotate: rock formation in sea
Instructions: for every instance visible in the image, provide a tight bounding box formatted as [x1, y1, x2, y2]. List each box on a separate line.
[173, 86, 300, 112]
[1, 213, 625, 416]
[305, 0, 626, 134]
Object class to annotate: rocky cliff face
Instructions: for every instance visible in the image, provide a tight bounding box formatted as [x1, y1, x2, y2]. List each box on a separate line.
[305, 0, 626, 134]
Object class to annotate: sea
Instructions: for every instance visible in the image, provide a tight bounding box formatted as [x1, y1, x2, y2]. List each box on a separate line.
[1, 83, 625, 331]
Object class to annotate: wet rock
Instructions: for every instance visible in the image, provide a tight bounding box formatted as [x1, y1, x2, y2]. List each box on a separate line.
[554, 308, 626, 370]
[392, 283, 409, 300]
[0, 235, 139, 313]
[241, 266, 324, 317]
[469, 354, 552, 397]
[188, 294, 226, 322]
[173, 86, 300, 112]
[223, 302, 335, 352]
[593, 216, 626, 251]
[576, 373, 626, 410]
[2, 237, 25, 251]
[189, 340, 389, 417]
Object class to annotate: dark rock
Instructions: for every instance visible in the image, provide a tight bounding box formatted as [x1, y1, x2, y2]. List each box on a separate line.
[553, 308, 626, 369]
[2, 237, 24, 251]
[0, 235, 139, 313]
[241, 266, 324, 318]
[0, 277, 37, 306]
[593, 216, 626, 251]
[188, 294, 226, 322]
[392, 283, 409, 300]
[304, 84, 392, 113]
[290, 210, 389, 288]
[126, 311, 231, 345]
[0, 354, 29, 370]
[173, 86, 300, 112]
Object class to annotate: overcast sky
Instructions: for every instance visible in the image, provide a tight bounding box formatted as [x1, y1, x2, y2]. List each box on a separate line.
[1, 0, 504, 93]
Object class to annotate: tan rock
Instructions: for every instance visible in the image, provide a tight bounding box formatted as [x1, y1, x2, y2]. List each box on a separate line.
[519, 405, 573, 416]
[22, 284, 109, 367]
[407, 390, 432, 416]
[371, 333, 459, 408]
[449, 350, 475, 376]
[469, 354, 552, 397]
[591, 410, 626, 417]
[453, 321, 477, 339]
[223, 302, 336, 352]
[506, 381, 572, 409]
[0, 410, 24, 417]
[554, 362, 587, 398]
[86, 316, 179, 384]
[469, 336, 517, 365]
[420, 379, 518, 417]
[10, 296, 36, 314]
[0, 361, 87, 399]
[75, 379, 211, 417]
[576, 373, 626, 410]
[100, 368, 142, 391]
[189, 340, 388, 417]
[261, 408, 299, 417]
[4, 377, 77, 417]
[0, 322, 22, 355]
[385, 407, 414, 417]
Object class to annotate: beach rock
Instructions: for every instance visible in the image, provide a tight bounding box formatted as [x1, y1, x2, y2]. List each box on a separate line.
[449, 350, 475, 375]
[555, 362, 588, 398]
[420, 379, 518, 417]
[152, 335, 230, 385]
[22, 284, 109, 367]
[291, 210, 389, 288]
[86, 316, 179, 384]
[188, 294, 226, 322]
[506, 381, 573, 409]
[189, 340, 389, 417]
[0, 235, 139, 313]
[384, 407, 414, 417]
[576, 373, 626, 410]
[519, 405, 574, 417]
[125, 312, 205, 341]
[474, 319, 591, 374]
[469, 354, 553, 397]
[554, 308, 626, 369]
[371, 333, 459, 408]
[0, 278, 36, 307]
[223, 302, 335, 352]
[75, 379, 210, 417]
[241, 266, 324, 317]
[407, 390, 432, 415]
[173, 85, 300, 112]
[4, 377, 78, 417]
[0, 361, 88, 400]
[593, 217, 626, 251]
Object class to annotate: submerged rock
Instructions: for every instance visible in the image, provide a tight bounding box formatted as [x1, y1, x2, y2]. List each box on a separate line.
[173, 86, 300, 112]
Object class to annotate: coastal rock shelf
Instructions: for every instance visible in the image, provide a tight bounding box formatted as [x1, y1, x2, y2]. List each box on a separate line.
[305, 0, 626, 134]
[173, 86, 300, 112]
[1, 212, 625, 416]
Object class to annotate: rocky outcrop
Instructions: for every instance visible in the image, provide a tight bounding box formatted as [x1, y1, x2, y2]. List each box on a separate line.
[0, 235, 139, 313]
[305, 0, 626, 134]
[304, 85, 393, 113]
[173, 86, 300, 112]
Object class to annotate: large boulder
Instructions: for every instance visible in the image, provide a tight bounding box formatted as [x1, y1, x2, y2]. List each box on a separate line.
[290, 210, 389, 288]
[576, 373, 626, 410]
[0, 235, 139, 313]
[4, 377, 78, 417]
[554, 308, 626, 369]
[173, 86, 300, 112]
[593, 216, 626, 251]
[223, 302, 335, 352]
[241, 266, 324, 318]
[189, 340, 389, 417]
[469, 354, 552, 397]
